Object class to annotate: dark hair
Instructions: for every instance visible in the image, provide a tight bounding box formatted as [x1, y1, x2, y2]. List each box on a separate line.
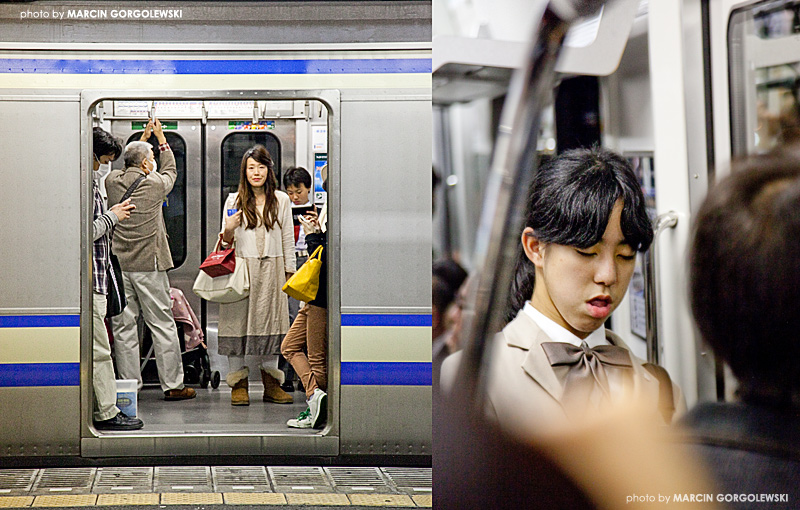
[237, 145, 280, 231]
[433, 258, 467, 297]
[92, 127, 122, 161]
[690, 151, 800, 407]
[507, 147, 653, 322]
[433, 275, 456, 317]
[283, 166, 312, 189]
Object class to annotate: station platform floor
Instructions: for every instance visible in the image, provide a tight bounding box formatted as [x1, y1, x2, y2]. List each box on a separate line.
[0, 466, 432, 509]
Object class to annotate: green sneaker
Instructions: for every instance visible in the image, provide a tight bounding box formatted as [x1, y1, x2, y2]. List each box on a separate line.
[287, 407, 312, 428]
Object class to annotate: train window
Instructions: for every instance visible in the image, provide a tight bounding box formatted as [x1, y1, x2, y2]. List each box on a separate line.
[729, 2, 800, 155]
[125, 131, 188, 269]
[220, 132, 282, 204]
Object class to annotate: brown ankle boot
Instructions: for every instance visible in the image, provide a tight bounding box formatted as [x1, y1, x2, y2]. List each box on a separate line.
[226, 367, 250, 406]
[261, 367, 293, 404]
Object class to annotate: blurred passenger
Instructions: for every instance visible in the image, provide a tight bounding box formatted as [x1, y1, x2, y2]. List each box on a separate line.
[684, 150, 800, 501]
[441, 147, 684, 437]
[432, 258, 467, 392]
[107, 119, 195, 401]
[90, 127, 143, 430]
[219, 145, 296, 406]
[281, 189, 328, 429]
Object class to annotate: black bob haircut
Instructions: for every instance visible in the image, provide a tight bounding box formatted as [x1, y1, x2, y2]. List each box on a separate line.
[507, 147, 653, 322]
[690, 151, 800, 406]
[92, 127, 123, 161]
[283, 166, 312, 189]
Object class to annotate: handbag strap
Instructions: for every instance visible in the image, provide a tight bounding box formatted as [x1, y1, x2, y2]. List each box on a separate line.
[308, 245, 323, 260]
[109, 174, 146, 249]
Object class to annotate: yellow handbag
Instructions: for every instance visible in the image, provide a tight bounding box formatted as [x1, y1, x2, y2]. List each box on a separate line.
[282, 245, 323, 302]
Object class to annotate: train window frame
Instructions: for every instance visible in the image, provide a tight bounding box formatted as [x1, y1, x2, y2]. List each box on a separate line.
[123, 130, 189, 270]
[80, 90, 341, 458]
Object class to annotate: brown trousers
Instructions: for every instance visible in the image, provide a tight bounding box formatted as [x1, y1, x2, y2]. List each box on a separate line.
[280, 303, 327, 398]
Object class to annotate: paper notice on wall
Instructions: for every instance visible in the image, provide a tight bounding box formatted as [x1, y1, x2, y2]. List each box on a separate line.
[312, 125, 327, 152]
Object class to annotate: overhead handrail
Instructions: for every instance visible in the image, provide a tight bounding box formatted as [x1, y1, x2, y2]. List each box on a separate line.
[644, 211, 678, 365]
[454, 0, 608, 411]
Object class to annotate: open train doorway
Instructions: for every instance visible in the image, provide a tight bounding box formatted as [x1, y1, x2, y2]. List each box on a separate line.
[83, 92, 338, 458]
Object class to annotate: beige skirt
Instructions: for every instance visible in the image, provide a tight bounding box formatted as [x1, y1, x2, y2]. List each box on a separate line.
[218, 255, 289, 356]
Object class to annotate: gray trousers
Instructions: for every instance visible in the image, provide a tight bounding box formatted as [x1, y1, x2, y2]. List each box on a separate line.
[92, 293, 120, 421]
[111, 270, 185, 392]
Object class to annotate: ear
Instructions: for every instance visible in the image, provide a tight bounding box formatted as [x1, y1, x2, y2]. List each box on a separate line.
[521, 227, 545, 268]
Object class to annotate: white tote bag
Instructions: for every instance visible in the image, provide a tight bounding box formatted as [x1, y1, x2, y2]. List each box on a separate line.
[193, 255, 250, 303]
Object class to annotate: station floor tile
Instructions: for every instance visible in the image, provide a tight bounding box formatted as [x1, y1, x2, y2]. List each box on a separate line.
[348, 494, 415, 506]
[285, 493, 350, 505]
[223, 492, 287, 505]
[160, 492, 224, 505]
[96, 493, 160, 505]
[0, 496, 33, 508]
[412, 494, 433, 507]
[31, 495, 97, 507]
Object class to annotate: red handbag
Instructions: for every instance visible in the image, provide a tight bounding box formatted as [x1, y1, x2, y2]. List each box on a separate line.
[199, 240, 236, 277]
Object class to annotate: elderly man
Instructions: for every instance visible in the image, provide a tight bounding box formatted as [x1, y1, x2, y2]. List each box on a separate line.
[106, 118, 195, 401]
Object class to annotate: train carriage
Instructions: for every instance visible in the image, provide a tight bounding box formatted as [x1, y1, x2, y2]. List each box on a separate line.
[0, 1, 432, 463]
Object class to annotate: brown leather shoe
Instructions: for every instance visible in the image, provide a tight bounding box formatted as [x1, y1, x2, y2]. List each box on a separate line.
[261, 368, 293, 404]
[164, 387, 196, 401]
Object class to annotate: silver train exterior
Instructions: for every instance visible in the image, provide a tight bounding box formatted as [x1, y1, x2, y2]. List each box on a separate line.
[0, 1, 432, 461]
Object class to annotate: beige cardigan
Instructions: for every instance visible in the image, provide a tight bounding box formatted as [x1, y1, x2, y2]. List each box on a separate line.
[220, 191, 296, 274]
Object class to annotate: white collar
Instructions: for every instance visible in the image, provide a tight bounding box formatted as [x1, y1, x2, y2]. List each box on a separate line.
[522, 301, 607, 348]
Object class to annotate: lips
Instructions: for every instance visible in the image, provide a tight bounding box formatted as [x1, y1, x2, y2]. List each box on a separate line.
[587, 296, 612, 319]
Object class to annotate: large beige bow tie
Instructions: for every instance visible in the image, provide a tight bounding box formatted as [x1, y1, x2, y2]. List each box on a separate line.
[541, 341, 632, 402]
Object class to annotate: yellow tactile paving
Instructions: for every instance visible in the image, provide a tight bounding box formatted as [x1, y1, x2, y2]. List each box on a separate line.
[223, 493, 287, 505]
[0, 496, 33, 508]
[285, 493, 350, 505]
[348, 494, 415, 507]
[96, 493, 160, 506]
[32, 495, 97, 507]
[160, 492, 223, 505]
[412, 494, 433, 507]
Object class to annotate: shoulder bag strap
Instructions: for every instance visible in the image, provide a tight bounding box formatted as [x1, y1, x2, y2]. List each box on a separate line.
[109, 174, 146, 247]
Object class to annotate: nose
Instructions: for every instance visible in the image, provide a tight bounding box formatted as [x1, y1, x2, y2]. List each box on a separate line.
[593, 253, 618, 287]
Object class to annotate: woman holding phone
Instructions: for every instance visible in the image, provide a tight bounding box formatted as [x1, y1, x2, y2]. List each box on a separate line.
[218, 145, 296, 406]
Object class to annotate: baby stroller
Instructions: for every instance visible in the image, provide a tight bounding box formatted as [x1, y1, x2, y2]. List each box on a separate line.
[140, 288, 221, 389]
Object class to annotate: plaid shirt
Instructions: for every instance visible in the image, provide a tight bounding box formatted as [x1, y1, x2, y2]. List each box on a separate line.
[92, 179, 116, 294]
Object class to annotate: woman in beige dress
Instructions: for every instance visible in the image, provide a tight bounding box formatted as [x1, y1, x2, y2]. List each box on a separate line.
[218, 145, 296, 406]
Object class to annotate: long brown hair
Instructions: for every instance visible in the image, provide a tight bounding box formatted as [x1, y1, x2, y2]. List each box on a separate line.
[236, 145, 280, 231]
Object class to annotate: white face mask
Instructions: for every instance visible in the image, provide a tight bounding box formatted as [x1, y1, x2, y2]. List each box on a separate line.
[148, 158, 157, 173]
[95, 163, 110, 178]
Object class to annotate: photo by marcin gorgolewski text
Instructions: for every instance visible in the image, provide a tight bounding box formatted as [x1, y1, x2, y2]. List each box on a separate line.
[19, 8, 183, 20]
[627, 493, 790, 505]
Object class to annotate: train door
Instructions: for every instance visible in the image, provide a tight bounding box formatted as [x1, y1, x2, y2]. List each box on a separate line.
[83, 93, 338, 458]
[109, 114, 203, 318]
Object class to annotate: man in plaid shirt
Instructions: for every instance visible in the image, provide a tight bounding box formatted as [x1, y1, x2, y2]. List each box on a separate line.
[92, 127, 142, 430]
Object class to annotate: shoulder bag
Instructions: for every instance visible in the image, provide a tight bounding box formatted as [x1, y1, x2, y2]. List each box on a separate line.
[106, 174, 146, 318]
[282, 245, 323, 302]
[193, 239, 250, 303]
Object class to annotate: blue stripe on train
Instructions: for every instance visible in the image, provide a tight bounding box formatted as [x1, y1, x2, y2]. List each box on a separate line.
[341, 362, 431, 386]
[0, 58, 431, 75]
[0, 363, 80, 387]
[0, 315, 80, 328]
[340, 314, 431, 327]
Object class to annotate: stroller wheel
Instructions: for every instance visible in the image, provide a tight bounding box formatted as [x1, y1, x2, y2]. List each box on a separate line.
[184, 365, 198, 385]
[200, 369, 210, 389]
[211, 371, 221, 389]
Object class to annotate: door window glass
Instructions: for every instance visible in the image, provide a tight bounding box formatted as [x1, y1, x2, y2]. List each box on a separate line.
[126, 132, 187, 269]
[220, 132, 282, 204]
